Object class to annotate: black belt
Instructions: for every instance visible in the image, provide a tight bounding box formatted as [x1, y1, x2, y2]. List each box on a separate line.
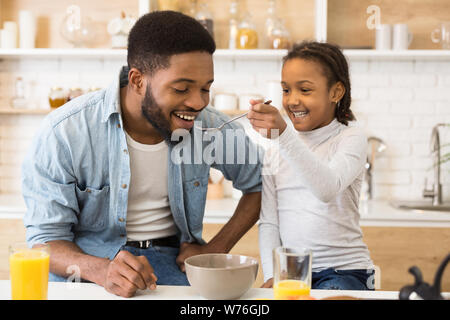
[125, 235, 179, 249]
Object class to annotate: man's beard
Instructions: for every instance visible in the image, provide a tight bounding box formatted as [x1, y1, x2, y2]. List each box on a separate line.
[141, 84, 177, 145]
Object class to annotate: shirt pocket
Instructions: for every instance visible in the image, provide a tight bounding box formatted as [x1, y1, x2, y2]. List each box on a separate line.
[182, 176, 208, 234]
[74, 185, 110, 232]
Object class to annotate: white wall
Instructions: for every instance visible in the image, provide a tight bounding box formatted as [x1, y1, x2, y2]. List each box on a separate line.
[0, 53, 449, 201]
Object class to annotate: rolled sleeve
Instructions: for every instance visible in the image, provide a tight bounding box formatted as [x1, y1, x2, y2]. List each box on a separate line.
[211, 121, 263, 194]
[22, 121, 79, 247]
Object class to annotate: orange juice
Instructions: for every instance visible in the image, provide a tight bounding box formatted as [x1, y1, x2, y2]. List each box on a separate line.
[9, 249, 50, 300]
[274, 280, 311, 300]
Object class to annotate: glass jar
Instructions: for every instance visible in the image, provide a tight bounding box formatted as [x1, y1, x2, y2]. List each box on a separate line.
[11, 77, 27, 109]
[236, 13, 258, 49]
[264, 0, 291, 49]
[68, 87, 83, 101]
[48, 87, 67, 109]
[269, 19, 291, 49]
[195, 1, 214, 39]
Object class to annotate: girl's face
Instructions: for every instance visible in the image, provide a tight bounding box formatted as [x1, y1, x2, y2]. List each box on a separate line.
[281, 58, 342, 132]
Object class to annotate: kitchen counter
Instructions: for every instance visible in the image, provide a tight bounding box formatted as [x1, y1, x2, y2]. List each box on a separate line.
[1, 280, 448, 300]
[205, 197, 450, 227]
[1, 194, 450, 227]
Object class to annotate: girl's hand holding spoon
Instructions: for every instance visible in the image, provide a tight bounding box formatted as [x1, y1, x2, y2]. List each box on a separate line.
[247, 99, 287, 139]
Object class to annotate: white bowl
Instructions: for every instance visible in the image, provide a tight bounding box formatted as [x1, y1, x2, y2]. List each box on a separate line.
[185, 253, 259, 300]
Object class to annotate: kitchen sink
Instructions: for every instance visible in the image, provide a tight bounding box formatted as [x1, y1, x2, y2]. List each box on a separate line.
[390, 200, 450, 212]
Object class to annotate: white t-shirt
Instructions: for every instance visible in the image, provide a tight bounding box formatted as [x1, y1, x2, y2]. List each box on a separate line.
[259, 119, 374, 281]
[125, 132, 177, 241]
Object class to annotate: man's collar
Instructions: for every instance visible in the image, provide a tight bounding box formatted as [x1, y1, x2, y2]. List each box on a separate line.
[101, 68, 124, 123]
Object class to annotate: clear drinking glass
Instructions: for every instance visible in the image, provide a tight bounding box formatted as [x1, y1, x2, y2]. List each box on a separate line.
[431, 22, 450, 49]
[9, 242, 50, 300]
[273, 247, 312, 300]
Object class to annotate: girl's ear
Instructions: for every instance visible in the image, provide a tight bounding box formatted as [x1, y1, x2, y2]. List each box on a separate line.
[128, 68, 147, 96]
[330, 81, 346, 103]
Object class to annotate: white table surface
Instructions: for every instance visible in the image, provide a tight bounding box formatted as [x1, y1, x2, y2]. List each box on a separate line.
[1, 280, 449, 300]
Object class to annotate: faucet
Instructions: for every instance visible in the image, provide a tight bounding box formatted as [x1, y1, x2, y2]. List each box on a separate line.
[423, 123, 445, 206]
[364, 137, 386, 199]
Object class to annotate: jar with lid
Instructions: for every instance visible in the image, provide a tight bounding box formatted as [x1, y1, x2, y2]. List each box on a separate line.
[264, 0, 291, 49]
[11, 77, 27, 109]
[195, 0, 214, 39]
[269, 18, 291, 49]
[236, 12, 258, 49]
[48, 87, 67, 109]
[68, 87, 83, 101]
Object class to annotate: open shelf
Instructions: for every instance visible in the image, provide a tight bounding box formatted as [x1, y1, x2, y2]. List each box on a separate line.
[0, 107, 51, 115]
[0, 48, 449, 61]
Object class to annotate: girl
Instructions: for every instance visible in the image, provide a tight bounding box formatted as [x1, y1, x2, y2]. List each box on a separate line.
[248, 41, 374, 290]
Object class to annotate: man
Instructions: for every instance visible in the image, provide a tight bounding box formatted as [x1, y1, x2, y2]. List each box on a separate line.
[22, 11, 262, 298]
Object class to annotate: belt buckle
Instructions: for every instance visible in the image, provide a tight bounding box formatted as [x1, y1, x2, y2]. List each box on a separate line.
[138, 240, 148, 249]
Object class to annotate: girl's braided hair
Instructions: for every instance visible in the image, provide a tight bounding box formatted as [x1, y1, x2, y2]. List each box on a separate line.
[282, 41, 355, 125]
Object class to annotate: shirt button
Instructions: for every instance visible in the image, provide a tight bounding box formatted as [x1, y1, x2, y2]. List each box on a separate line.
[117, 123, 121, 129]
[122, 184, 127, 189]
[120, 234, 126, 238]
[194, 181, 200, 187]
[123, 149, 128, 155]
[86, 189, 91, 193]
[118, 218, 124, 222]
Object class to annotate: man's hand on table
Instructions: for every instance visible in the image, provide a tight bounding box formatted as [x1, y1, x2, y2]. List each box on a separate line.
[176, 242, 213, 273]
[103, 250, 158, 298]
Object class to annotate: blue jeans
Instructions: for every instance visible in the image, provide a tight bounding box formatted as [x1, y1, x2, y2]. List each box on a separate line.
[49, 245, 189, 286]
[121, 245, 189, 286]
[312, 268, 375, 290]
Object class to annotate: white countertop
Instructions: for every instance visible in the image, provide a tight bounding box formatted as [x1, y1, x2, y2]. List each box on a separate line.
[2, 280, 448, 300]
[1, 194, 450, 227]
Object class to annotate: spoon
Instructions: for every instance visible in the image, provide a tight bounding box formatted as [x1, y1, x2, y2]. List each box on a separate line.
[197, 100, 272, 133]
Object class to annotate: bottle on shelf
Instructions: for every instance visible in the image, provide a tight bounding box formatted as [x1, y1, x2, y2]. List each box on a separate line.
[195, 0, 214, 39]
[236, 12, 258, 49]
[48, 87, 67, 109]
[264, 0, 291, 49]
[228, 0, 239, 49]
[269, 18, 291, 49]
[264, 0, 277, 48]
[10, 77, 27, 109]
[68, 87, 84, 101]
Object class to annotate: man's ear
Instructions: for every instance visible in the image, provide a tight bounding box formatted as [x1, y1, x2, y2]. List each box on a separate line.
[128, 68, 146, 96]
[330, 81, 345, 103]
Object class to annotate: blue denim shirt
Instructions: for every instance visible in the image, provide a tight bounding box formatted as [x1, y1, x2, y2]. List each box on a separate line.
[22, 71, 262, 260]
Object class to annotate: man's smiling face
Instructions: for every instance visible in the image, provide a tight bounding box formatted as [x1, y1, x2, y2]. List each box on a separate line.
[141, 51, 214, 142]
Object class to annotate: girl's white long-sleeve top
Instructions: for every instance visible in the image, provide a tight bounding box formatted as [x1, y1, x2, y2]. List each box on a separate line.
[259, 119, 374, 282]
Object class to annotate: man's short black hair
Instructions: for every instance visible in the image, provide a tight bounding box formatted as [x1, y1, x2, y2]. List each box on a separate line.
[127, 10, 216, 75]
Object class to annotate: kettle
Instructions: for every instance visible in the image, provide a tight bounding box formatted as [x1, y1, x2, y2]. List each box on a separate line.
[399, 254, 449, 300]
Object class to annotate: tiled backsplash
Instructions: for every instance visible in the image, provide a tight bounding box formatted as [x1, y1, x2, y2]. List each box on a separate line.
[0, 53, 449, 201]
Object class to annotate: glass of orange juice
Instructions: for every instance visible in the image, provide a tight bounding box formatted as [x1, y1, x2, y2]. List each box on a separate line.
[9, 242, 50, 300]
[273, 247, 312, 300]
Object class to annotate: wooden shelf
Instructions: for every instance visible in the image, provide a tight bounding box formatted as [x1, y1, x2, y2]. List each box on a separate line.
[0, 108, 51, 115]
[0, 48, 127, 59]
[0, 48, 449, 61]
